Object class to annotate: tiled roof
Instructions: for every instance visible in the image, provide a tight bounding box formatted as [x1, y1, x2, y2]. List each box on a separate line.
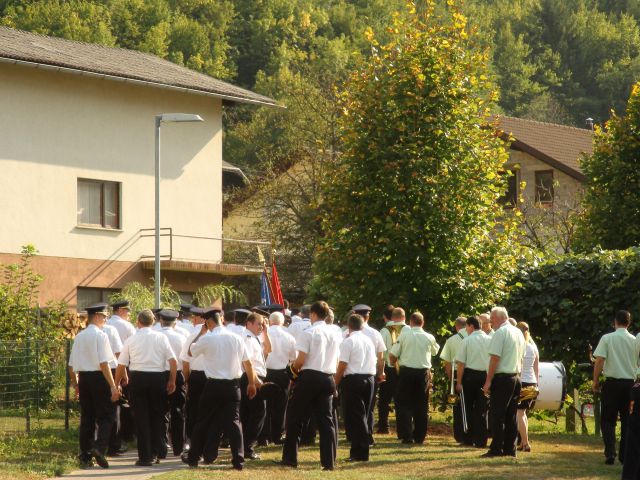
[0, 26, 277, 107]
[494, 115, 593, 180]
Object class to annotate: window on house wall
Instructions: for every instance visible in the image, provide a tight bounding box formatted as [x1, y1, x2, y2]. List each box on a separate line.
[77, 179, 121, 228]
[77, 287, 120, 310]
[535, 170, 554, 205]
[499, 169, 518, 208]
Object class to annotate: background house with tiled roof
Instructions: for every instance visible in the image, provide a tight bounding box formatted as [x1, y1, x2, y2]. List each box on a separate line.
[0, 26, 274, 310]
[494, 115, 593, 208]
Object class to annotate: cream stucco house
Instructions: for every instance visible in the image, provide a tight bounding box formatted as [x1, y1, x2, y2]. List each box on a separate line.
[0, 26, 277, 309]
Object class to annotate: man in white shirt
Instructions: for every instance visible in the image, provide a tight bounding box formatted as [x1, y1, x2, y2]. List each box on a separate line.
[227, 309, 251, 337]
[335, 314, 377, 462]
[106, 300, 136, 448]
[440, 316, 468, 444]
[264, 312, 296, 445]
[101, 322, 126, 456]
[158, 309, 187, 457]
[279, 301, 341, 471]
[287, 305, 312, 343]
[178, 304, 195, 334]
[68, 303, 120, 469]
[241, 313, 272, 459]
[180, 307, 206, 451]
[183, 307, 257, 471]
[353, 304, 386, 445]
[115, 309, 177, 467]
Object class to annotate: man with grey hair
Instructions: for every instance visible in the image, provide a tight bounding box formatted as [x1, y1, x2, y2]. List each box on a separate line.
[287, 305, 312, 343]
[481, 306, 525, 458]
[479, 313, 494, 337]
[440, 316, 468, 443]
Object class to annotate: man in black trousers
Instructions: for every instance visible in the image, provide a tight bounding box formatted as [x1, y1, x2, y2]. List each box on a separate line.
[455, 316, 491, 447]
[335, 314, 377, 461]
[481, 307, 525, 458]
[180, 306, 206, 451]
[183, 307, 257, 470]
[278, 301, 341, 470]
[68, 303, 121, 469]
[115, 309, 177, 466]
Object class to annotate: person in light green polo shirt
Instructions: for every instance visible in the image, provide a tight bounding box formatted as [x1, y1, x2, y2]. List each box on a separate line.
[440, 316, 468, 443]
[480, 306, 525, 458]
[455, 316, 490, 447]
[389, 312, 440, 445]
[592, 310, 639, 465]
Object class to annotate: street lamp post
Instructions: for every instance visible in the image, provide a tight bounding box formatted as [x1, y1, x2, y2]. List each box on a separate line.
[154, 113, 204, 308]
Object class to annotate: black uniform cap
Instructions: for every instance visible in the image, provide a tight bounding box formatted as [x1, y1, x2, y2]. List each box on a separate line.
[111, 300, 130, 310]
[203, 307, 222, 319]
[266, 303, 285, 312]
[86, 303, 109, 315]
[190, 306, 205, 316]
[151, 308, 162, 315]
[251, 306, 270, 316]
[179, 303, 193, 313]
[352, 304, 372, 313]
[158, 309, 179, 321]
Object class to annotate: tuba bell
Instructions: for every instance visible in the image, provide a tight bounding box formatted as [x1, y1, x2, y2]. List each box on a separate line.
[519, 385, 539, 403]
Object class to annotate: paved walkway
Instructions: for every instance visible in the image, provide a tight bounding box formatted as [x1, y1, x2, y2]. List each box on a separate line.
[63, 452, 188, 480]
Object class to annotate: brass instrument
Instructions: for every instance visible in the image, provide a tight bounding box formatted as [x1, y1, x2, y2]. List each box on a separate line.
[519, 385, 539, 403]
[447, 366, 458, 404]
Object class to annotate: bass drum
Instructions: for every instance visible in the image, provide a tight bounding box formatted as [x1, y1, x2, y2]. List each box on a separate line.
[532, 361, 567, 411]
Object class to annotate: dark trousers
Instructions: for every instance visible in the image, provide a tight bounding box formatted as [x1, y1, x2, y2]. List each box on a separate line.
[488, 374, 520, 455]
[461, 369, 488, 447]
[367, 381, 378, 443]
[282, 370, 337, 469]
[187, 378, 244, 468]
[622, 402, 640, 479]
[396, 367, 429, 443]
[129, 371, 167, 463]
[342, 374, 374, 460]
[263, 368, 289, 442]
[601, 378, 634, 461]
[240, 373, 266, 455]
[78, 371, 116, 461]
[378, 366, 398, 432]
[164, 371, 186, 455]
[185, 370, 206, 443]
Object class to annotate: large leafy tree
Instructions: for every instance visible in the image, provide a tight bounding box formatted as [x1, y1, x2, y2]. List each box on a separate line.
[578, 81, 640, 250]
[313, 1, 521, 329]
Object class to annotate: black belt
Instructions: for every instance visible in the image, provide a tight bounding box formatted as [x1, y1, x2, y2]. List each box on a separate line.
[207, 378, 240, 385]
[345, 373, 374, 378]
[494, 373, 517, 377]
[267, 367, 288, 372]
[300, 369, 333, 376]
[465, 368, 486, 374]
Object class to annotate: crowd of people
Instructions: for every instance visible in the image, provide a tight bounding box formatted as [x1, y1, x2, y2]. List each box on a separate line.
[67, 299, 640, 477]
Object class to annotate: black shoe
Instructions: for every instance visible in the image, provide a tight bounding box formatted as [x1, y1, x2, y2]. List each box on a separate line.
[181, 452, 191, 465]
[272, 460, 298, 468]
[233, 463, 244, 471]
[246, 452, 261, 460]
[401, 439, 413, 444]
[92, 450, 109, 469]
[134, 460, 154, 467]
[79, 459, 94, 469]
[154, 457, 160, 464]
[502, 452, 517, 457]
[605, 457, 615, 465]
[322, 466, 334, 471]
[345, 457, 366, 462]
[481, 451, 502, 458]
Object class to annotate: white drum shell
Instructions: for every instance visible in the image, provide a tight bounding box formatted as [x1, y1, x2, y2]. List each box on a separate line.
[532, 361, 566, 411]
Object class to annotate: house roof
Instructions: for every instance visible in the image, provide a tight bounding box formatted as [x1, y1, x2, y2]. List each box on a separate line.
[0, 26, 278, 107]
[494, 116, 593, 182]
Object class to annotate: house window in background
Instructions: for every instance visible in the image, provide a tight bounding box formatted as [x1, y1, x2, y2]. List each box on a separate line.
[535, 170, 554, 205]
[77, 179, 121, 228]
[77, 287, 120, 311]
[499, 169, 518, 208]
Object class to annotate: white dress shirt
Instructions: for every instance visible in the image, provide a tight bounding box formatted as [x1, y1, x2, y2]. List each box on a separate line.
[287, 317, 311, 343]
[190, 326, 249, 380]
[244, 331, 267, 377]
[118, 327, 176, 372]
[175, 324, 191, 338]
[339, 331, 376, 376]
[327, 324, 344, 346]
[69, 324, 115, 372]
[102, 324, 123, 369]
[160, 326, 187, 371]
[107, 314, 136, 344]
[297, 321, 341, 374]
[180, 319, 195, 334]
[226, 323, 246, 338]
[180, 326, 208, 372]
[265, 325, 296, 370]
[362, 323, 387, 354]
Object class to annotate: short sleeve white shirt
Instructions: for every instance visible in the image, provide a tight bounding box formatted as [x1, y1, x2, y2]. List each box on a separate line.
[362, 323, 387, 354]
[287, 317, 312, 343]
[520, 341, 539, 383]
[160, 327, 187, 371]
[265, 325, 296, 370]
[118, 327, 176, 372]
[180, 326, 207, 371]
[226, 323, 247, 338]
[244, 331, 267, 377]
[102, 324, 123, 369]
[339, 331, 376, 376]
[107, 315, 136, 344]
[296, 321, 341, 374]
[69, 324, 115, 372]
[190, 326, 249, 380]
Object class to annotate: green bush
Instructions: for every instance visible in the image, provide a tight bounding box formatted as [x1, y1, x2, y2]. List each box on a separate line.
[506, 247, 640, 386]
